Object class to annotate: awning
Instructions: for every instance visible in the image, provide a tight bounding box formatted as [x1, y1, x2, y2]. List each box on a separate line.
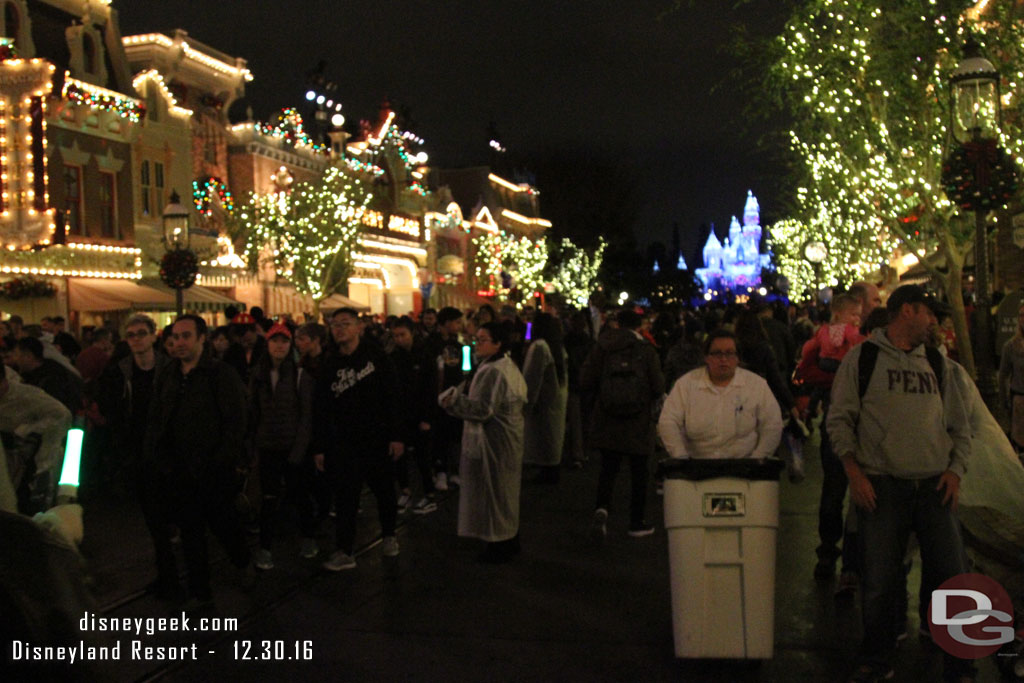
[139, 279, 242, 313]
[68, 278, 175, 312]
[319, 293, 370, 312]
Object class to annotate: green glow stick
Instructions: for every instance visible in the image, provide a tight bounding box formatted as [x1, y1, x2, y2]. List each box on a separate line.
[462, 344, 472, 372]
[58, 428, 85, 488]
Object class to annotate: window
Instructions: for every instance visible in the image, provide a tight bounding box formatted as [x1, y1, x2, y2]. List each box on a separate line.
[140, 160, 150, 216]
[5, 3, 19, 48]
[63, 165, 82, 235]
[153, 162, 164, 212]
[98, 171, 116, 238]
[82, 33, 96, 74]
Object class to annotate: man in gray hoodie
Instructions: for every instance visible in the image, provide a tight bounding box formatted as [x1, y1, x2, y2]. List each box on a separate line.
[827, 284, 973, 683]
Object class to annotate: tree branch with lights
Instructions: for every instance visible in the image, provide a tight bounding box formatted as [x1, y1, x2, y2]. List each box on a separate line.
[235, 166, 372, 310]
[765, 0, 1024, 376]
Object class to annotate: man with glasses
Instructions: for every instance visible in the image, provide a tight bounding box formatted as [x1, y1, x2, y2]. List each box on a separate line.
[658, 329, 783, 460]
[97, 314, 176, 596]
[313, 308, 405, 571]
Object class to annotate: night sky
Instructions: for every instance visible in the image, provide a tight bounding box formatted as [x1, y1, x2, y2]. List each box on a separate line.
[116, 0, 792, 262]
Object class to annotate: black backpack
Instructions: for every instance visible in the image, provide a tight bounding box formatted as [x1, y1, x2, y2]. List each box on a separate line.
[857, 340, 944, 400]
[599, 340, 648, 417]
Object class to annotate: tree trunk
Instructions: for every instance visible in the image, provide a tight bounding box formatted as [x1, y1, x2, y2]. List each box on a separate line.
[938, 230, 975, 377]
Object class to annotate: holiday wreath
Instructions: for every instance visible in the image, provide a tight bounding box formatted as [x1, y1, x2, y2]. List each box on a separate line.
[942, 139, 1018, 212]
[159, 249, 198, 290]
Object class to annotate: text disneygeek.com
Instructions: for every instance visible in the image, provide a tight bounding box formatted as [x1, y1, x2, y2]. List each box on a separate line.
[10, 610, 240, 664]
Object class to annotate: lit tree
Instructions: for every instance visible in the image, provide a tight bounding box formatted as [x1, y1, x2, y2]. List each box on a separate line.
[548, 237, 606, 306]
[767, 0, 1024, 375]
[236, 166, 372, 310]
[472, 231, 548, 303]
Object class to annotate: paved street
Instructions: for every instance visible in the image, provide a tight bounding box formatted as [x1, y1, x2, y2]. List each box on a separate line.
[69, 431, 1008, 683]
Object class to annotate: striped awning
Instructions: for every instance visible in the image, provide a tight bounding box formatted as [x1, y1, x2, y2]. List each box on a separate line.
[68, 278, 174, 312]
[320, 293, 370, 312]
[138, 279, 242, 313]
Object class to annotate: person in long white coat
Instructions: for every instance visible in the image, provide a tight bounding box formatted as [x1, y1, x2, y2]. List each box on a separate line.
[440, 321, 527, 563]
[522, 313, 568, 482]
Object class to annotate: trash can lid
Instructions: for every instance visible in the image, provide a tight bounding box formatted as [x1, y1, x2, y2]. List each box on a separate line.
[657, 457, 785, 481]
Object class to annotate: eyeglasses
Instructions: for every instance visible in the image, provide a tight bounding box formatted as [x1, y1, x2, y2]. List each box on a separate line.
[124, 330, 150, 339]
[707, 350, 738, 359]
[475, 337, 493, 344]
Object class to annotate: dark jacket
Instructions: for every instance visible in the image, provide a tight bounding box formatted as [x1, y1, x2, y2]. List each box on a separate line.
[223, 337, 266, 385]
[740, 341, 795, 412]
[96, 353, 171, 464]
[389, 344, 432, 443]
[313, 340, 404, 457]
[247, 355, 313, 463]
[760, 316, 796, 377]
[143, 356, 248, 480]
[564, 329, 594, 394]
[580, 328, 665, 455]
[21, 359, 83, 415]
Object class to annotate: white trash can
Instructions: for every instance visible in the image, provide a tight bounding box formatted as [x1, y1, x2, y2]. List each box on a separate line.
[658, 458, 784, 660]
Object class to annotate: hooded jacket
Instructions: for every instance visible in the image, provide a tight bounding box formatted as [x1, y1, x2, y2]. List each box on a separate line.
[579, 327, 664, 455]
[826, 328, 970, 479]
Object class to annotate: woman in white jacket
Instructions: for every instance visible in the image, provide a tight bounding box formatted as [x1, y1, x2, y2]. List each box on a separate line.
[440, 322, 527, 563]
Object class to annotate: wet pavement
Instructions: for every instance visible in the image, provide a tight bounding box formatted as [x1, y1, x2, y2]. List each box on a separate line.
[28, 429, 1017, 682]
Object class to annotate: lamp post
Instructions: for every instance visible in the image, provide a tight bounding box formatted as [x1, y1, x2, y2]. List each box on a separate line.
[803, 239, 826, 304]
[944, 35, 1017, 400]
[161, 190, 196, 317]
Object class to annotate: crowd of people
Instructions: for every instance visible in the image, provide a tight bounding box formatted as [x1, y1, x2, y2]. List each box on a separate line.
[2, 283, 1024, 683]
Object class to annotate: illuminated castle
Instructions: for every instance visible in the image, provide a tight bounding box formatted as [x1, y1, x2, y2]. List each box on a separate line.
[694, 191, 772, 296]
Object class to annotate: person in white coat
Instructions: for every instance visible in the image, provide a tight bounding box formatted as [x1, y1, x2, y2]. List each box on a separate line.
[658, 329, 782, 460]
[440, 321, 528, 563]
[522, 312, 568, 483]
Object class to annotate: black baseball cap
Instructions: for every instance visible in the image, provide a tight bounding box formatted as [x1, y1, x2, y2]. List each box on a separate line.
[885, 284, 946, 315]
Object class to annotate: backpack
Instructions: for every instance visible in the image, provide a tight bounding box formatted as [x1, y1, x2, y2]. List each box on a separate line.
[599, 340, 648, 417]
[857, 340, 944, 400]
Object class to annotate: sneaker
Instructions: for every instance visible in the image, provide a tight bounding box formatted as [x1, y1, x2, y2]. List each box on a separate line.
[847, 664, 894, 682]
[381, 536, 399, 557]
[591, 508, 608, 541]
[435, 472, 449, 491]
[814, 558, 836, 580]
[411, 498, 438, 515]
[397, 493, 412, 511]
[628, 522, 655, 537]
[299, 538, 319, 559]
[254, 548, 274, 571]
[834, 571, 858, 599]
[449, 474, 461, 487]
[322, 550, 357, 572]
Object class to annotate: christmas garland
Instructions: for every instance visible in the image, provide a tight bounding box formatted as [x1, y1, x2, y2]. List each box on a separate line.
[159, 249, 198, 290]
[942, 140, 1018, 212]
[0, 277, 57, 300]
[192, 177, 235, 216]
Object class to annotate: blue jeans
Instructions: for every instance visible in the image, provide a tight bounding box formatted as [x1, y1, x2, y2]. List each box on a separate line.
[856, 474, 974, 679]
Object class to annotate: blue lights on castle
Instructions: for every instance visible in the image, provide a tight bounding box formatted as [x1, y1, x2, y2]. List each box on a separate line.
[694, 191, 773, 297]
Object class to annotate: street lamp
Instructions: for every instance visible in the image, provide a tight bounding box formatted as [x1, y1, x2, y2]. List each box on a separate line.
[161, 190, 198, 316]
[944, 35, 1018, 400]
[803, 240, 826, 303]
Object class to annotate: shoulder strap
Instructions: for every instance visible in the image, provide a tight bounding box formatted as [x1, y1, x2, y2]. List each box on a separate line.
[857, 340, 880, 401]
[924, 345, 944, 397]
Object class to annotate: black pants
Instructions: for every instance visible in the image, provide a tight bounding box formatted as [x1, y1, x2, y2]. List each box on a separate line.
[595, 449, 649, 526]
[816, 414, 856, 571]
[149, 466, 250, 600]
[328, 449, 397, 555]
[258, 449, 318, 551]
